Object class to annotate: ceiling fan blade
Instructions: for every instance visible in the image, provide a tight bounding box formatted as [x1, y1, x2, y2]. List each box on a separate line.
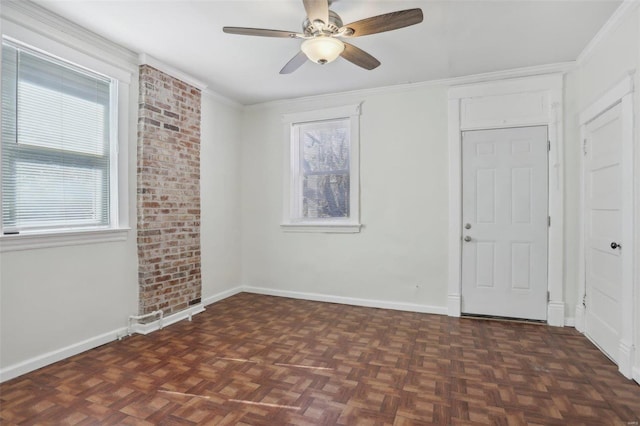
[340, 42, 380, 70]
[280, 51, 308, 74]
[303, 0, 329, 25]
[341, 8, 423, 37]
[223, 27, 302, 38]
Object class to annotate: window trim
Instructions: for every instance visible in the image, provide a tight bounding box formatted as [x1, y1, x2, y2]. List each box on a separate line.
[0, 228, 129, 252]
[0, 22, 131, 251]
[281, 104, 362, 233]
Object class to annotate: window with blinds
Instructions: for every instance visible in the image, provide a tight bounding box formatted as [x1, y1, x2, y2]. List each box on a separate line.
[1, 40, 114, 234]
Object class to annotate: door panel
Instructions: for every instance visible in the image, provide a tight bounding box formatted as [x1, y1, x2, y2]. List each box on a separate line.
[590, 210, 620, 239]
[584, 103, 623, 362]
[511, 167, 532, 224]
[475, 242, 495, 287]
[476, 169, 496, 223]
[590, 166, 621, 208]
[511, 242, 531, 290]
[461, 126, 548, 320]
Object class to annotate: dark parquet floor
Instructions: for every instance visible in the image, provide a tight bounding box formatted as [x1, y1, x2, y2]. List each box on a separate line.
[1, 293, 640, 425]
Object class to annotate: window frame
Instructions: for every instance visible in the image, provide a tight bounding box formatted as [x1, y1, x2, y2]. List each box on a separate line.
[281, 104, 362, 233]
[0, 23, 131, 252]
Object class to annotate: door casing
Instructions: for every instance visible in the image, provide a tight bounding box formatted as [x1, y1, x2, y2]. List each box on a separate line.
[447, 74, 565, 326]
[576, 73, 635, 379]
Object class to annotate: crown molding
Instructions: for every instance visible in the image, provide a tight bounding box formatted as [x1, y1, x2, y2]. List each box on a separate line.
[139, 53, 208, 91]
[1, 0, 138, 72]
[448, 73, 563, 100]
[203, 88, 243, 109]
[576, 0, 640, 65]
[579, 71, 635, 125]
[244, 61, 575, 110]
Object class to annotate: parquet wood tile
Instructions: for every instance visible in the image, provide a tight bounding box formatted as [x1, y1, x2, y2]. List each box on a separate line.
[1, 293, 639, 425]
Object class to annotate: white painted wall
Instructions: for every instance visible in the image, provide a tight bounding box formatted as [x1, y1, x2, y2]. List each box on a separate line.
[562, 71, 581, 321]
[240, 87, 450, 311]
[563, 6, 640, 379]
[636, 6, 640, 384]
[0, 3, 245, 379]
[0, 79, 139, 379]
[0, 240, 138, 365]
[200, 93, 243, 301]
[636, 4, 640, 386]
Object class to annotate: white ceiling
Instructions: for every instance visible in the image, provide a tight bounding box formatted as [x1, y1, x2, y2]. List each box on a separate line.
[33, 0, 621, 105]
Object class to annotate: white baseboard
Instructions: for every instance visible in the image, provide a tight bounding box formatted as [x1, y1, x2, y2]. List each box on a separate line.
[447, 294, 461, 317]
[128, 303, 205, 335]
[547, 301, 565, 327]
[243, 286, 448, 315]
[202, 286, 243, 306]
[574, 304, 585, 332]
[618, 340, 634, 379]
[633, 366, 640, 385]
[0, 326, 127, 383]
[564, 317, 575, 327]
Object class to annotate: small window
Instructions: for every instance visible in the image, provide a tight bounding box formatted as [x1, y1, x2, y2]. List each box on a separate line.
[1, 40, 116, 235]
[282, 104, 361, 233]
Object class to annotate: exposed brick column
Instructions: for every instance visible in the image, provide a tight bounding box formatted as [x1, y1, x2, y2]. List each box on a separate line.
[137, 65, 202, 316]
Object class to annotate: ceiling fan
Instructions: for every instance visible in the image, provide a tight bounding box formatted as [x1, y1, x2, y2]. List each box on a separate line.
[223, 0, 423, 74]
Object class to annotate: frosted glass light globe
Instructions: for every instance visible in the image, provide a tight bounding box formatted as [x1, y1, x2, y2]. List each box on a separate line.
[301, 37, 345, 65]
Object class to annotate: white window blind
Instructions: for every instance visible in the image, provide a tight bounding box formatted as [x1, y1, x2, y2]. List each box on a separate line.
[1, 41, 113, 233]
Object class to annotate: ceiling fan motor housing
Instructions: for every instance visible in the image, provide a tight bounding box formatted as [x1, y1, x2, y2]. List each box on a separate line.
[303, 10, 343, 36]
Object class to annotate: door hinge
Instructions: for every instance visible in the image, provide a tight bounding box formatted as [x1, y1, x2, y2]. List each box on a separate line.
[547, 291, 550, 302]
[583, 139, 587, 155]
[582, 294, 586, 308]
[548, 216, 551, 227]
[548, 140, 551, 151]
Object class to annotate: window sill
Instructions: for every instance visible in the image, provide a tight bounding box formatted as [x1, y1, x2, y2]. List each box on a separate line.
[0, 228, 131, 252]
[280, 223, 362, 234]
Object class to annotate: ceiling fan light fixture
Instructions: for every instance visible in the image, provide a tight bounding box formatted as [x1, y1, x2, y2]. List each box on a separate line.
[301, 36, 344, 65]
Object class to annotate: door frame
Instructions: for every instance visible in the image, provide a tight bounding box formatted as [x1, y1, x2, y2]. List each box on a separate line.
[447, 74, 565, 326]
[576, 72, 635, 379]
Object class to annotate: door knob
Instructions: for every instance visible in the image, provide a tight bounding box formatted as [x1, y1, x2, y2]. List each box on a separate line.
[465, 223, 471, 229]
[464, 236, 472, 242]
[610, 242, 621, 250]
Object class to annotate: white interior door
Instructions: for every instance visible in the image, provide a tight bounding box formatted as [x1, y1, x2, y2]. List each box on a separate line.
[584, 103, 624, 363]
[461, 126, 548, 320]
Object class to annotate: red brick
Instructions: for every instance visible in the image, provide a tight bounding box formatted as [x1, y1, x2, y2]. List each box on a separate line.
[137, 65, 202, 317]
